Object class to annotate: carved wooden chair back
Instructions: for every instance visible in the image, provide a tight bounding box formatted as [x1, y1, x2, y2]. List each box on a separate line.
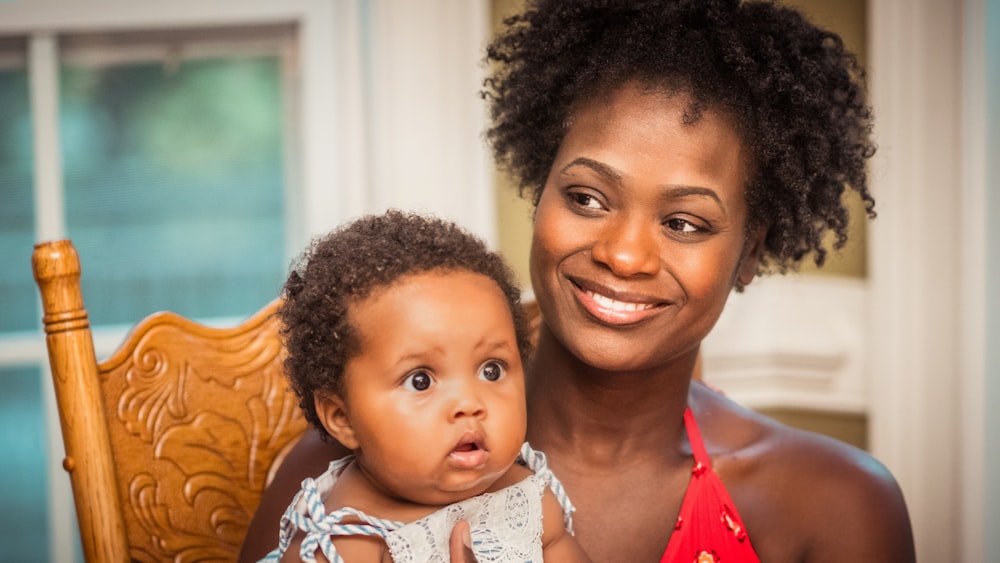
[32, 239, 308, 563]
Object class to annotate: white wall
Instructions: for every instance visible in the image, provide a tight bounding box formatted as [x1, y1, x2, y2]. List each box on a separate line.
[868, 0, 996, 561]
[982, 2, 1000, 561]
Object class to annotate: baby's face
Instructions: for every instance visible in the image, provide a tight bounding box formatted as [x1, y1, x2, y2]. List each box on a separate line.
[339, 269, 526, 505]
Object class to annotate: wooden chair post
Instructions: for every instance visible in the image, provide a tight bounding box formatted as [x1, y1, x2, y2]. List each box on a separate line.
[32, 239, 130, 563]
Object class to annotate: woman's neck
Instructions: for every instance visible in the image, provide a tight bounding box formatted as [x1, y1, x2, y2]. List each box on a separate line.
[524, 326, 696, 465]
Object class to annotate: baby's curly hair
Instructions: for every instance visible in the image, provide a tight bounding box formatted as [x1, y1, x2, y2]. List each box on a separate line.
[484, 0, 876, 274]
[279, 210, 530, 437]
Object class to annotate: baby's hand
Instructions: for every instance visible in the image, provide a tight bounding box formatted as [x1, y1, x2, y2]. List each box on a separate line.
[448, 520, 478, 563]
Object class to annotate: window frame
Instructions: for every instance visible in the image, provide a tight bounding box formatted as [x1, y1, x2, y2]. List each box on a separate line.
[0, 2, 493, 560]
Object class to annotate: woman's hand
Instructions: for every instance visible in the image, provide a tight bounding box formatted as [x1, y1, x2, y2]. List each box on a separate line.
[449, 520, 477, 563]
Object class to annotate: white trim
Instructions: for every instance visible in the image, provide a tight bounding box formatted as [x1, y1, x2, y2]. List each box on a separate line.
[0, 0, 324, 33]
[29, 33, 64, 243]
[868, 0, 965, 560]
[0, 333, 45, 364]
[281, 25, 305, 258]
[363, 0, 495, 245]
[703, 276, 868, 414]
[57, 25, 297, 67]
[320, 0, 368, 236]
[961, 1, 987, 561]
[297, 0, 352, 239]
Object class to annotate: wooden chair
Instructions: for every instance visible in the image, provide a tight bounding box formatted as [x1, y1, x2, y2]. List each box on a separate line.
[32, 239, 308, 563]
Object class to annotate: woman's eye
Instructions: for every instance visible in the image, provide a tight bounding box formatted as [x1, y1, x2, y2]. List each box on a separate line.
[403, 371, 433, 391]
[479, 361, 505, 382]
[568, 191, 604, 210]
[665, 218, 701, 234]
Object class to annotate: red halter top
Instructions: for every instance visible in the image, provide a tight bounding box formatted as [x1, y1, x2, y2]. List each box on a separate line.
[659, 408, 762, 563]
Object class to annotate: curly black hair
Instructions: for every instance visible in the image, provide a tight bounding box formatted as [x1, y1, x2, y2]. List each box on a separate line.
[279, 210, 530, 438]
[483, 0, 876, 274]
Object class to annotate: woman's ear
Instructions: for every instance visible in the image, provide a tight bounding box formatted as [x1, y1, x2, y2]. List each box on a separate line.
[736, 227, 767, 288]
[315, 392, 359, 450]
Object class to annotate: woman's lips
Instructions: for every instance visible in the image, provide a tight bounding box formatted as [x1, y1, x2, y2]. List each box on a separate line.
[571, 279, 666, 325]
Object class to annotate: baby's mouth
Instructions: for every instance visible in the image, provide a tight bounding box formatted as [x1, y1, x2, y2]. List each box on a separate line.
[448, 433, 488, 469]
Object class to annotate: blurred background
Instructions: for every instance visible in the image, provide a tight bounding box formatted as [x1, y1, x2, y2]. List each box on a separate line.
[0, 0, 995, 561]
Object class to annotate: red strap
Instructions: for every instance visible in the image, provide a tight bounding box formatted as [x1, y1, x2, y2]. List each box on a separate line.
[660, 408, 762, 563]
[683, 407, 711, 467]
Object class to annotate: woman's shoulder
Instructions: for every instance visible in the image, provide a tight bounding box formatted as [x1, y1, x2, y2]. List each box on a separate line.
[691, 380, 890, 479]
[691, 382, 915, 561]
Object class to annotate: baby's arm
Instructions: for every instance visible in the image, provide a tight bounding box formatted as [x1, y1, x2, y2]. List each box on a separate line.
[539, 489, 592, 562]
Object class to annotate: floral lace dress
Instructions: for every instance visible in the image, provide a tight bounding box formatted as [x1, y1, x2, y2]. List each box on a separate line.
[261, 443, 575, 563]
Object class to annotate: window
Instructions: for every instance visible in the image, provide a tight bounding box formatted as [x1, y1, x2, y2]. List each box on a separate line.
[58, 26, 295, 324]
[0, 25, 298, 562]
[0, 36, 48, 563]
[0, 4, 492, 560]
[0, 37, 35, 333]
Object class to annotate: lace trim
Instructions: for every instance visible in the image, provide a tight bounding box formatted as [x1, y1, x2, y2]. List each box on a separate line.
[260, 442, 574, 562]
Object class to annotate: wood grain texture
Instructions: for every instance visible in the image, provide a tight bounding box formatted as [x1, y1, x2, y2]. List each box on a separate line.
[33, 239, 308, 563]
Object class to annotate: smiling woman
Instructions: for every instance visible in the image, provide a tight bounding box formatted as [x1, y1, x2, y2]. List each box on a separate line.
[530, 86, 759, 374]
[245, 1, 915, 562]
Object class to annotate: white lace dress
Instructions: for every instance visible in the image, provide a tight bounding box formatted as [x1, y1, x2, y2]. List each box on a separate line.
[260, 443, 575, 563]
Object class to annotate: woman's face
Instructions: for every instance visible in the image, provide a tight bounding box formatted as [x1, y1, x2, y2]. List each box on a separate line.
[530, 83, 761, 373]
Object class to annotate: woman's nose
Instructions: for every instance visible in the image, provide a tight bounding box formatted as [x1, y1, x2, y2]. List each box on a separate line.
[591, 217, 661, 277]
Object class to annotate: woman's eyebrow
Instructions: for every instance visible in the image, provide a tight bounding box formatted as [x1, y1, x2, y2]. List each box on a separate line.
[562, 157, 723, 205]
[660, 185, 722, 205]
[560, 157, 623, 182]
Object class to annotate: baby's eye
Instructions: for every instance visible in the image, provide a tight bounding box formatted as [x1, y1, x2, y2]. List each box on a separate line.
[479, 361, 505, 382]
[403, 371, 433, 391]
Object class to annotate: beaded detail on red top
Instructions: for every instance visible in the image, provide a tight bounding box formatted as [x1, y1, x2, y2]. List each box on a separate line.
[659, 408, 762, 563]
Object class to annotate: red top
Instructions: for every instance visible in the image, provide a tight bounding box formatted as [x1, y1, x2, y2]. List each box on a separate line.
[660, 408, 762, 563]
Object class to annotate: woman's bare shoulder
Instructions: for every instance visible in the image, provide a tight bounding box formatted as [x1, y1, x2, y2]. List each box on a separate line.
[691, 382, 915, 562]
[692, 380, 888, 475]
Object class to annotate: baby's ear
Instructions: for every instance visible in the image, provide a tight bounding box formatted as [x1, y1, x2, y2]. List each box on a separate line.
[315, 392, 358, 450]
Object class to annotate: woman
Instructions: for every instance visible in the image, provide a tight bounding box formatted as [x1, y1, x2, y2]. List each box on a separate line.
[241, 0, 915, 561]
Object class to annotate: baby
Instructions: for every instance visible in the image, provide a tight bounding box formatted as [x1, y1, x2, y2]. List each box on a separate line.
[263, 210, 589, 562]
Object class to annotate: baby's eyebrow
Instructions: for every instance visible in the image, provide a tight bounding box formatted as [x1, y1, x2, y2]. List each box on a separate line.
[390, 346, 444, 367]
[473, 336, 518, 353]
